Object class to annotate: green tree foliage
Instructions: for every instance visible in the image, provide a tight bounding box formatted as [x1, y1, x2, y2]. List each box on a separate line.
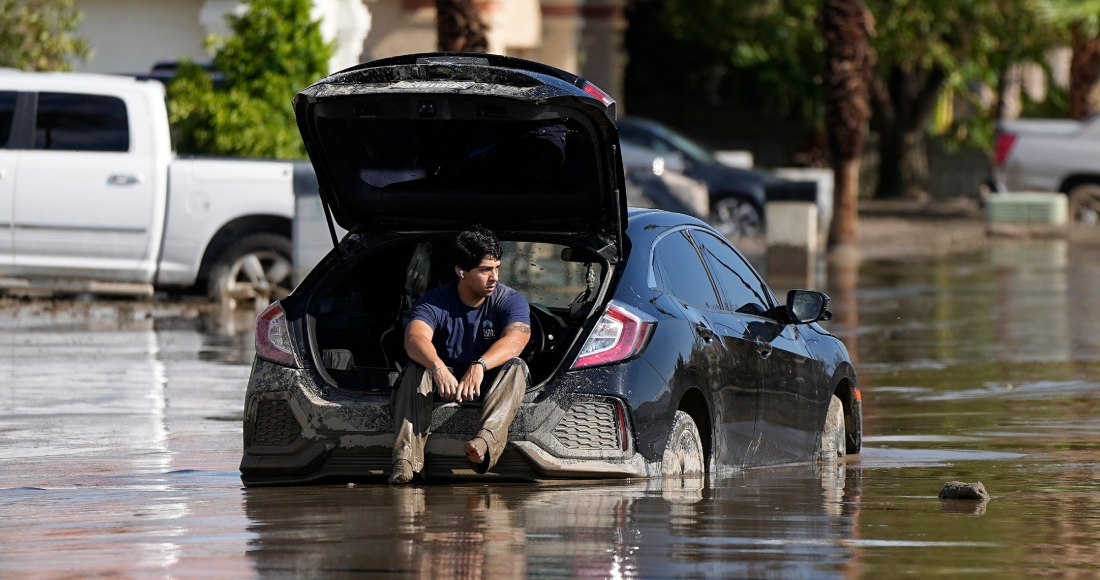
[665, 0, 1055, 197]
[1038, 0, 1100, 35]
[663, 0, 824, 120]
[167, 0, 332, 159]
[0, 0, 88, 71]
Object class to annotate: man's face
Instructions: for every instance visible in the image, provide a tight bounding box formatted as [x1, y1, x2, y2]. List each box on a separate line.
[458, 255, 501, 298]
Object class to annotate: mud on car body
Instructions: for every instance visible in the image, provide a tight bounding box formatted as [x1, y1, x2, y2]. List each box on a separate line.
[239, 53, 861, 485]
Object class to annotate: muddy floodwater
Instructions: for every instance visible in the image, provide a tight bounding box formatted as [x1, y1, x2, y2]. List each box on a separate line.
[3, 238, 1100, 578]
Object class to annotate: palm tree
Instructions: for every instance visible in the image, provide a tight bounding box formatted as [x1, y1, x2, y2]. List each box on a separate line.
[436, 0, 489, 52]
[821, 0, 875, 250]
[1038, 0, 1100, 119]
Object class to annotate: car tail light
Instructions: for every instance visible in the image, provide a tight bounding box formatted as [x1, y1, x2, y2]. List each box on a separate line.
[994, 132, 1017, 166]
[583, 81, 614, 107]
[572, 301, 656, 369]
[256, 301, 299, 367]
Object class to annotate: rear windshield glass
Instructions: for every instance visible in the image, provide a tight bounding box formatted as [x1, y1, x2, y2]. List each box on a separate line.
[317, 117, 597, 195]
[499, 241, 602, 307]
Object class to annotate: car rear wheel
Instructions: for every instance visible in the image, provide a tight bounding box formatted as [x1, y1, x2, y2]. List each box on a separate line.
[818, 395, 846, 461]
[661, 410, 705, 477]
[1069, 183, 1100, 225]
[710, 196, 762, 238]
[208, 233, 293, 309]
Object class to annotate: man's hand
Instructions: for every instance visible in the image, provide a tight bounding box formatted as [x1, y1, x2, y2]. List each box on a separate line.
[431, 366, 460, 400]
[456, 363, 484, 403]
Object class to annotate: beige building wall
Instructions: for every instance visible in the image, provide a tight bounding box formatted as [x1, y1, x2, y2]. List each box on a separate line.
[577, 1, 626, 103]
[360, 0, 437, 60]
[74, 0, 370, 75]
[75, 0, 209, 73]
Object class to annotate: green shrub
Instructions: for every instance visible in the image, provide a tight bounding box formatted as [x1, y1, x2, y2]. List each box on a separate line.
[167, 0, 332, 159]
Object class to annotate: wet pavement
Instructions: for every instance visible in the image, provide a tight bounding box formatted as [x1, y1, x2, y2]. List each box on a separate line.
[3, 238, 1100, 577]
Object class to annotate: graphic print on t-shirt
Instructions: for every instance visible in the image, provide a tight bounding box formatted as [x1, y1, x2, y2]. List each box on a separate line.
[482, 320, 495, 339]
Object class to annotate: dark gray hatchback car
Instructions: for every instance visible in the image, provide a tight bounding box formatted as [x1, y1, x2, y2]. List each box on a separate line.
[240, 53, 861, 486]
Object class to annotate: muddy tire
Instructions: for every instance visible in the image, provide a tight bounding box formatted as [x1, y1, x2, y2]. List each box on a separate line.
[1069, 183, 1100, 225]
[207, 233, 293, 309]
[818, 395, 846, 461]
[710, 196, 762, 238]
[661, 410, 705, 477]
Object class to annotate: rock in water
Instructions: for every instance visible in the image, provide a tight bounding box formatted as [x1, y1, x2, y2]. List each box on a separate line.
[938, 481, 989, 500]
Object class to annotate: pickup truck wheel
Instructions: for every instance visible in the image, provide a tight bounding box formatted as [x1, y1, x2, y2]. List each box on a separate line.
[818, 395, 846, 462]
[1069, 184, 1100, 225]
[208, 233, 292, 308]
[710, 196, 762, 238]
[661, 410, 705, 477]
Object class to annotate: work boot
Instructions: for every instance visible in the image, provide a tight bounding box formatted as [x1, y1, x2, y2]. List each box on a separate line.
[388, 459, 414, 484]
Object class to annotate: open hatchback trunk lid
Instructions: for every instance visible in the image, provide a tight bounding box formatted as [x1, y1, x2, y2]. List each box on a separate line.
[294, 53, 628, 262]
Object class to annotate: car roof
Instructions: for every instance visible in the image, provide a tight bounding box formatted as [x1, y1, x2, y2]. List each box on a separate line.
[625, 207, 712, 244]
[0, 69, 164, 97]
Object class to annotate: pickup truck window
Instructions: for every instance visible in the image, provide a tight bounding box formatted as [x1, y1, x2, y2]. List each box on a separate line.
[34, 92, 129, 152]
[0, 92, 15, 148]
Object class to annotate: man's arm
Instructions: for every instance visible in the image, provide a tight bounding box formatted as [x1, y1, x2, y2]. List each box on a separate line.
[405, 320, 459, 400]
[481, 322, 531, 369]
[456, 322, 531, 401]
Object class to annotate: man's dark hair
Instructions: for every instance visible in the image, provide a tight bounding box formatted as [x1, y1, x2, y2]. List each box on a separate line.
[451, 225, 502, 272]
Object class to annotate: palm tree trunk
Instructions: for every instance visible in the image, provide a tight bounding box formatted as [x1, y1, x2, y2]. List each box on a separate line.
[1069, 23, 1100, 120]
[822, 0, 875, 250]
[436, 0, 489, 53]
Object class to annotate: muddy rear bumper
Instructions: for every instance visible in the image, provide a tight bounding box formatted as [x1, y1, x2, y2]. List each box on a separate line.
[240, 358, 653, 486]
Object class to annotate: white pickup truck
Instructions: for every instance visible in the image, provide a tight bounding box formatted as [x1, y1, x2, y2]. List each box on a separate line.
[0, 70, 299, 305]
[995, 117, 1100, 224]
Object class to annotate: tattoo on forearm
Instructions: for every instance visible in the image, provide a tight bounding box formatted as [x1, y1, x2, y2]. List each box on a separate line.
[505, 322, 531, 334]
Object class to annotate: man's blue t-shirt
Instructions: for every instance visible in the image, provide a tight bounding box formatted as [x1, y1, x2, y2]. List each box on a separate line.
[408, 282, 530, 370]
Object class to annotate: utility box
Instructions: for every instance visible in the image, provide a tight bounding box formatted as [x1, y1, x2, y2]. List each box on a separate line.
[773, 168, 833, 245]
[986, 192, 1068, 225]
[293, 164, 347, 285]
[765, 181, 819, 285]
[766, 203, 819, 283]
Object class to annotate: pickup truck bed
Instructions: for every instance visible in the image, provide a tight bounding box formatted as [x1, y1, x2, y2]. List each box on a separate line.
[996, 117, 1100, 224]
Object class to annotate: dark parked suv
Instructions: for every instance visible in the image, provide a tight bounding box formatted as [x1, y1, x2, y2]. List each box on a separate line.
[240, 53, 861, 485]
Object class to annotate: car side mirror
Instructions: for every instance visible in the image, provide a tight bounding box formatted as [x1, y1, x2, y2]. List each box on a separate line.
[786, 289, 832, 324]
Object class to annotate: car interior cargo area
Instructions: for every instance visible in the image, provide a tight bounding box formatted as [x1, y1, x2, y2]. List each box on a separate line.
[308, 238, 606, 393]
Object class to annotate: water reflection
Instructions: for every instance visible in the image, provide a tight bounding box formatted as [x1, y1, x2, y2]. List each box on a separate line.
[244, 466, 861, 578]
[4, 235, 1100, 576]
[0, 301, 254, 576]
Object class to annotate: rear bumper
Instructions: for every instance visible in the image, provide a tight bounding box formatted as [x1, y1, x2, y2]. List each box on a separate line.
[240, 358, 653, 486]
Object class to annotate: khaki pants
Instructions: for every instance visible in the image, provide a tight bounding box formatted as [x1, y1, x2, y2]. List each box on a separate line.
[391, 358, 529, 474]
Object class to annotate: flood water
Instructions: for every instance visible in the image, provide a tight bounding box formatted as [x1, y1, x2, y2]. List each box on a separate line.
[2, 238, 1100, 578]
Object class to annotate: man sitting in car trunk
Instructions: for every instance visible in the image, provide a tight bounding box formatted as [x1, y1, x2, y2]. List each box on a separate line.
[389, 225, 532, 484]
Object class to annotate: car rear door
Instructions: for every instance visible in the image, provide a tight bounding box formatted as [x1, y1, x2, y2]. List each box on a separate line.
[13, 91, 157, 282]
[652, 229, 760, 469]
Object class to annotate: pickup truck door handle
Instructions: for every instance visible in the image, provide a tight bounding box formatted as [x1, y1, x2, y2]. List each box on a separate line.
[755, 337, 773, 359]
[107, 174, 141, 186]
